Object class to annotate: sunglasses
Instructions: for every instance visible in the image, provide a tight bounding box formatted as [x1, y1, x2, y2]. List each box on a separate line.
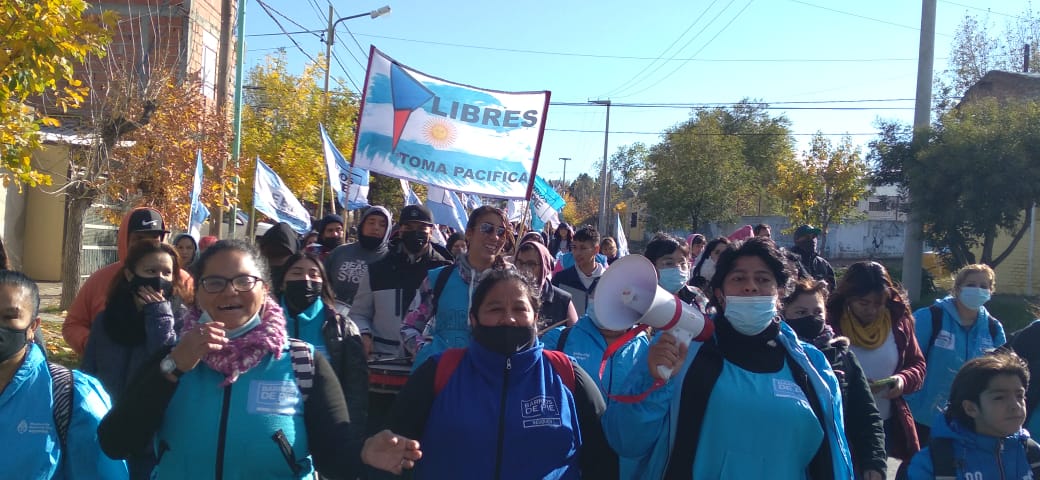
[478, 222, 507, 237]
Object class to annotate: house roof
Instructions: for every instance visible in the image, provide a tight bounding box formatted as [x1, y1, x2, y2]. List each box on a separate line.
[960, 71, 1040, 106]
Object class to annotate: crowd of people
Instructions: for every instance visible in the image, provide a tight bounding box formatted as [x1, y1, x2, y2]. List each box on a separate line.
[5, 208, 1040, 479]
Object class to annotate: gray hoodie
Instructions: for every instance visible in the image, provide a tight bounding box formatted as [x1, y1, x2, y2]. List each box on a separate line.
[324, 206, 392, 307]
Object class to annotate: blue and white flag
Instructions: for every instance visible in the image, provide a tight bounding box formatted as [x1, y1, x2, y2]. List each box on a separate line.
[529, 175, 564, 231]
[400, 179, 422, 206]
[506, 200, 524, 223]
[321, 124, 370, 211]
[188, 150, 210, 238]
[459, 193, 481, 210]
[615, 213, 630, 257]
[352, 47, 550, 199]
[425, 186, 467, 232]
[253, 158, 311, 234]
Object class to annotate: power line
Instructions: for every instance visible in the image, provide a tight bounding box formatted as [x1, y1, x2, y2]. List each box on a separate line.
[787, 0, 953, 38]
[348, 32, 925, 63]
[329, 50, 362, 93]
[246, 29, 323, 37]
[253, 0, 355, 93]
[617, 0, 757, 98]
[599, 0, 724, 97]
[545, 128, 879, 136]
[938, 0, 1024, 19]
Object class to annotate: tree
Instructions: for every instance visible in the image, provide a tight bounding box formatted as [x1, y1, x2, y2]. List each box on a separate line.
[716, 99, 796, 215]
[919, 99, 1040, 268]
[609, 142, 649, 193]
[773, 134, 870, 253]
[641, 110, 754, 231]
[0, 0, 113, 186]
[56, 1, 214, 309]
[240, 52, 359, 217]
[111, 79, 232, 230]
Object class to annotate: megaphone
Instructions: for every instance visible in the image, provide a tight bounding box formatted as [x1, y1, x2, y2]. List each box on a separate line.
[594, 255, 714, 380]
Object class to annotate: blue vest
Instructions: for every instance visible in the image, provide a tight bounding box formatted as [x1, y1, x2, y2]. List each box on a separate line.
[154, 344, 313, 478]
[694, 361, 825, 478]
[416, 341, 581, 479]
[413, 266, 472, 369]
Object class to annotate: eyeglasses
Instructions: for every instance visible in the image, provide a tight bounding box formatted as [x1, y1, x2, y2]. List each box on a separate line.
[478, 222, 507, 237]
[200, 274, 264, 294]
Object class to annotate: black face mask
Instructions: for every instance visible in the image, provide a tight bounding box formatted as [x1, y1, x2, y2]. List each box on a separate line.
[284, 280, 322, 314]
[358, 234, 382, 250]
[129, 275, 174, 300]
[0, 325, 29, 362]
[402, 230, 429, 254]
[471, 324, 537, 356]
[785, 314, 826, 340]
[319, 236, 343, 250]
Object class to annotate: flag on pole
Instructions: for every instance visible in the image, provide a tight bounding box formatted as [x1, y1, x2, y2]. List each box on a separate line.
[321, 124, 370, 211]
[506, 200, 524, 223]
[615, 213, 630, 257]
[400, 179, 422, 206]
[188, 150, 210, 239]
[425, 186, 467, 232]
[352, 47, 550, 199]
[253, 157, 311, 234]
[459, 193, 481, 210]
[529, 175, 564, 231]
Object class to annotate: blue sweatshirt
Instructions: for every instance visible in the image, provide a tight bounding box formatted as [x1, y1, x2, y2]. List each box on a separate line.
[906, 297, 1006, 427]
[601, 322, 853, 479]
[542, 316, 649, 479]
[417, 341, 582, 479]
[908, 414, 1035, 479]
[2, 344, 128, 479]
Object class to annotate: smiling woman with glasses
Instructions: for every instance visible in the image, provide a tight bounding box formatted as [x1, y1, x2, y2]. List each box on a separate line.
[401, 205, 515, 371]
[98, 240, 385, 479]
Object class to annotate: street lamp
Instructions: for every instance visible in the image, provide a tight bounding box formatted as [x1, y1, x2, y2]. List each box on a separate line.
[559, 157, 571, 186]
[589, 99, 610, 235]
[319, 5, 391, 217]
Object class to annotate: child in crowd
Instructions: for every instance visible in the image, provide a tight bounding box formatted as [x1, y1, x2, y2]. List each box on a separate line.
[907, 352, 1039, 479]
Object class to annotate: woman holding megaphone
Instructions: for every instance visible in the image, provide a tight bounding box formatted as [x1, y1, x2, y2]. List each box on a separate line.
[602, 237, 853, 479]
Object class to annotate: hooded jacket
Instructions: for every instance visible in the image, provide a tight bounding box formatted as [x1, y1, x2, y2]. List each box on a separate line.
[325, 207, 392, 307]
[602, 322, 853, 480]
[907, 414, 1036, 479]
[549, 223, 575, 258]
[349, 239, 451, 361]
[62, 208, 194, 355]
[261, 222, 302, 298]
[2, 344, 129, 479]
[906, 296, 1007, 428]
[521, 241, 578, 331]
[171, 233, 199, 268]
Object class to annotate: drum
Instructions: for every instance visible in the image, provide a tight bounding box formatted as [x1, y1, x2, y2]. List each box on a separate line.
[368, 358, 413, 394]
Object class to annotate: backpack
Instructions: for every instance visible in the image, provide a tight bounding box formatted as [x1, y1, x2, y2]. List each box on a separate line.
[287, 338, 315, 401]
[433, 348, 575, 395]
[47, 362, 73, 450]
[429, 264, 458, 319]
[556, 326, 573, 352]
[928, 436, 1040, 479]
[925, 304, 999, 355]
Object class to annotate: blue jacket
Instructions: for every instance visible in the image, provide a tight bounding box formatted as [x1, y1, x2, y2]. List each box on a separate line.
[2, 344, 128, 479]
[542, 316, 649, 399]
[80, 301, 179, 402]
[542, 316, 649, 480]
[908, 414, 1035, 479]
[417, 341, 582, 479]
[601, 322, 853, 479]
[554, 252, 608, 271]
[154, 343, 314, 478]
[906, 297, 1007, 427]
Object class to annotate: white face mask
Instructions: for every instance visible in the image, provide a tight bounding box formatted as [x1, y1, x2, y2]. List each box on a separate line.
[700, 258, 716, 281]
[724, 295, 778, 336]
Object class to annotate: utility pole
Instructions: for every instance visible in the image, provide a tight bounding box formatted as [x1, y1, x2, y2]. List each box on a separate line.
[319, 4, 335, 219]
[590, 99, 611, 234]
[211, 0, 234, 236]
[559, 157, 571, 186]
[228, 0, 247, 238]
[902, 0, 936, 302]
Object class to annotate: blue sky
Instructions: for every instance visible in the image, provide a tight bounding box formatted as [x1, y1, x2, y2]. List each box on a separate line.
[242, 0, 1033, 184]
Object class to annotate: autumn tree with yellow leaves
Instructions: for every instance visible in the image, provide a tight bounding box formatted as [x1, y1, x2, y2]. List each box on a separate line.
[0, 0, 113, 187]
[772, 134, 870, 254]
[239, 52, 360, 216]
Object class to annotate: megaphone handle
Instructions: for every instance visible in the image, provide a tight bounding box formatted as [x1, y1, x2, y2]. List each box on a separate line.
[656, 364, 675, 380]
